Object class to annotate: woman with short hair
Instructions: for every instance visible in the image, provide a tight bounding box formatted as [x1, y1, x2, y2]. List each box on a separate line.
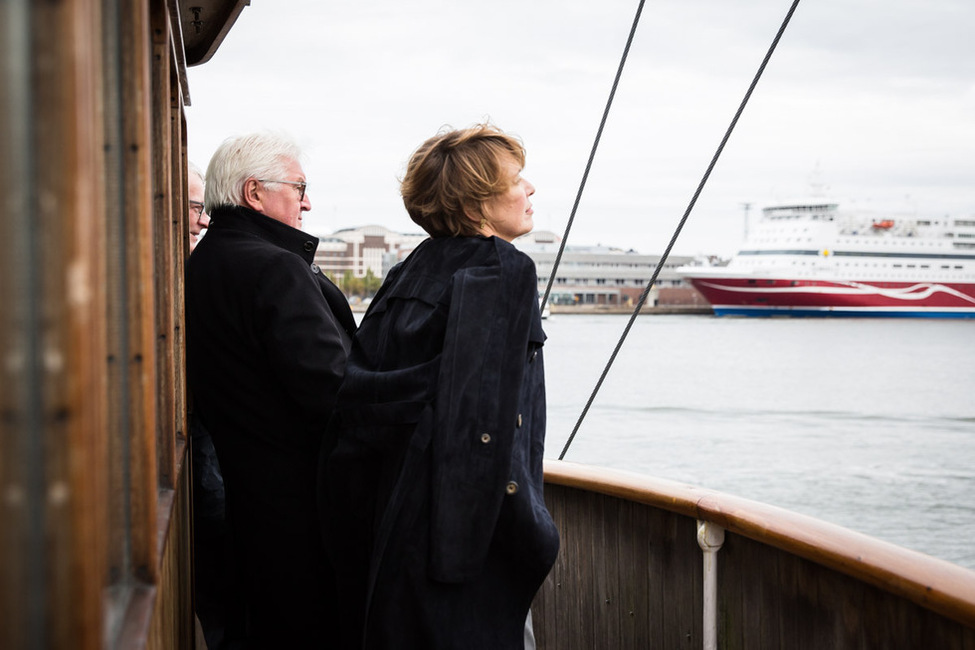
[320, 123, 559, 649]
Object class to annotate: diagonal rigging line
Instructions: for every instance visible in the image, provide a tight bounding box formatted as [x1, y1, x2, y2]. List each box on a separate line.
[559, 0, 803, 460]
[539, 0, 646, 314]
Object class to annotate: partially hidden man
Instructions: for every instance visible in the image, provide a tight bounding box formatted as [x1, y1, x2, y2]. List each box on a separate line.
[185, 132, 356, 648]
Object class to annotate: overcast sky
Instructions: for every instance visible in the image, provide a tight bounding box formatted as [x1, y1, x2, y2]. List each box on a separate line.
[185, 0, 975, 257]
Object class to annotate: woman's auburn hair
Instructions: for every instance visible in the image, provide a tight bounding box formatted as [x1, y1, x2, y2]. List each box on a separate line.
[401, 123, 526, 238]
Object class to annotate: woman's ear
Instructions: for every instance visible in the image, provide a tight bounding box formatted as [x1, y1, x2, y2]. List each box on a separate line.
[462, 203, 481, 226]
[464, 201, 493, 231]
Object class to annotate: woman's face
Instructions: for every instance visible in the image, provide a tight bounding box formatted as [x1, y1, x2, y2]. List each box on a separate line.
[481, 158, 535, 242]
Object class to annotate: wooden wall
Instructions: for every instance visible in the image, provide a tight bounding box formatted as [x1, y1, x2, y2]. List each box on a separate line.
[0, 0, 195, 647]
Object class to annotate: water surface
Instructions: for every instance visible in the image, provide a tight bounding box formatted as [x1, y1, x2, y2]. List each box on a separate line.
[542, 315, 975, 569]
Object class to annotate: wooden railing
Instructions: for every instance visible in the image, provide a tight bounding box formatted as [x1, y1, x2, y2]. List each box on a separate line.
[533, 460, 975, 649]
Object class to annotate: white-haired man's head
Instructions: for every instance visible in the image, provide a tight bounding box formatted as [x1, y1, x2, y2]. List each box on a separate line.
[205, 132, 311, 230]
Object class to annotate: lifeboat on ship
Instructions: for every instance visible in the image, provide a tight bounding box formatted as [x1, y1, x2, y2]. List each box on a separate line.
[872, 219, 895, 229]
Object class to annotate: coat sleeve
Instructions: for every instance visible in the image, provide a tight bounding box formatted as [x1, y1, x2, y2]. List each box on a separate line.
[428, 249, 539, 582]
[254, 251, 350, 423]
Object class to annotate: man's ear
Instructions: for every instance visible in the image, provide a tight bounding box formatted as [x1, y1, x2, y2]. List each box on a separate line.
[241, 178, 263, 211]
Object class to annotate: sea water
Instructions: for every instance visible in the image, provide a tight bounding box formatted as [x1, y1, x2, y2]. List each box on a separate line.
[541, 314, 975, 570]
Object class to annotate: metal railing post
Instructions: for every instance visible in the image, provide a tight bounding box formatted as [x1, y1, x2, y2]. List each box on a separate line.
[697, 520, 725, 650]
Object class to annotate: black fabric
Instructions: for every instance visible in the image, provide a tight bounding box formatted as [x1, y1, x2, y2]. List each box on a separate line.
[189, 413, 245, 650]
[186, 204, 354, 649]
[320, 236, 559, 650]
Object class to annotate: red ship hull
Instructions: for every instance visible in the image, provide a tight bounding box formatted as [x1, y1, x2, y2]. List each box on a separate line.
[685, 277, 975, 317]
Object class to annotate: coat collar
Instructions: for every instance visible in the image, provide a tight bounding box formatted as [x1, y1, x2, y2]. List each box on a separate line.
[207, 204, 320, 263]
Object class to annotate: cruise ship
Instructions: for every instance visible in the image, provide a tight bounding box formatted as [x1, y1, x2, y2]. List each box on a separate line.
[678, 200, 975, 317]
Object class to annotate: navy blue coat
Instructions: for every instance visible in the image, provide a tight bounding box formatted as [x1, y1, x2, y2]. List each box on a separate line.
[320, 236, 559, 649]
[186, 205, 355, 648]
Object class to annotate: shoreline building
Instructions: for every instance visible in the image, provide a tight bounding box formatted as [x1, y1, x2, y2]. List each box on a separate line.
[309, 226, 709, 307]
[513, 231, 708, 307]
[311, 225, 427, 280]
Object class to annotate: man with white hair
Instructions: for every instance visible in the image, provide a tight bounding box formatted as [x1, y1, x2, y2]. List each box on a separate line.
[185, 133, 355, 648]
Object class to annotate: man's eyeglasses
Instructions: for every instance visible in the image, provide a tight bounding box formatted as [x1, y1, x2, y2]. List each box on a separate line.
[189, 200, 205, 217]
[257, 179, 307, 202]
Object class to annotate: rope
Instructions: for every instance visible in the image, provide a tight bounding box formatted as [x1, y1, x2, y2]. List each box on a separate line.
[539, 0, 646, 313]
[559, 0, 803, 460]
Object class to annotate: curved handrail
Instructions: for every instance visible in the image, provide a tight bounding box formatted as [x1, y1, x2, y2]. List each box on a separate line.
[544, 460, 975, 629]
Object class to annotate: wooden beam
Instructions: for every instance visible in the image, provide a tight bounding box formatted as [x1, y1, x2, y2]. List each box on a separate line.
[120, 0, 161, 585]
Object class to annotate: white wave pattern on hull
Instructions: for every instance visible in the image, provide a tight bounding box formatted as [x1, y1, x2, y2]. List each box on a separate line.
[694, 280, 975, 305]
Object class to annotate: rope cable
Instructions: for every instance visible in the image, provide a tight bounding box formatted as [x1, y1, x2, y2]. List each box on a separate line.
[558, 0, 803, 460]
[539, 0, 646, 313]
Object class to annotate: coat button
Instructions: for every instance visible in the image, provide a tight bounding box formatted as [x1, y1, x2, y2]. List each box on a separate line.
[516, 414, 522, 427]
[505, 481, 519, 495]
[303, 241, 315, 252]
[480, 433, 491, 444]
[531, 350, 538, 362]
[310, 263, 321, 274]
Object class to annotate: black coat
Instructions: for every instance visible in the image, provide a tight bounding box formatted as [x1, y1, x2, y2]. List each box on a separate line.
[320, 236, 559, 650]
[186, 205, 355, 648]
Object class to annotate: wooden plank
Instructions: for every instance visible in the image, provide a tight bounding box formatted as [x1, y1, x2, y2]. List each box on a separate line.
[148, 441, 194, 649]
[715, 532, 744, 650]
[645, 506, 670, 649]
[120, 0, 161, 584]
[151, 0, 177, 490]
[171, 89, 189, 472]
[590, 493, 622, 646]
[540, 484, 598, 650]
[739, 532, 784, 648]
[29, 1, 109, 648]
[773, 538, 801, 650]
[655, 508, 699, 647]
[532, 482, 563, 649]
[616, 498, 652, 649]
[566, 489, 598, 650]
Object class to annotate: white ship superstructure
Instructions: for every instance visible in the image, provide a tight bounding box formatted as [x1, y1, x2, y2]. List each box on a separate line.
[679, 201, 975, 317]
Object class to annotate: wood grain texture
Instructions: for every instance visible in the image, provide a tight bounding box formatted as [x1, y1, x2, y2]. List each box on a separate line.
[534, 460, 975, 649]
[1, 1, 203, 647]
